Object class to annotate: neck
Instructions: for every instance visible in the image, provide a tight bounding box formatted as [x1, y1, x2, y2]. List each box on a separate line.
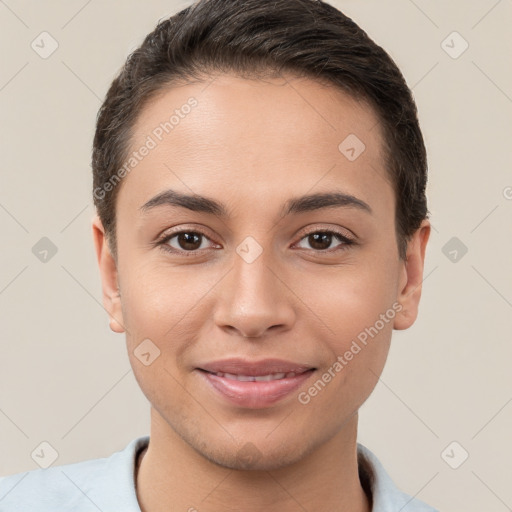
[136, 409, 371, 512]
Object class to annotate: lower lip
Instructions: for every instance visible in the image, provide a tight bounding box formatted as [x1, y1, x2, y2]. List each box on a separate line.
[197, 369, 316, 408]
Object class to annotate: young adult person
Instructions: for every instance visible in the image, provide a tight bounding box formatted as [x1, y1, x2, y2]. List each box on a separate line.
[0, 1, 437, 510]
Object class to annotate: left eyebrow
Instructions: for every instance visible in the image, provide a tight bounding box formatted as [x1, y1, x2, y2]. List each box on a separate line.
[139, 189, 372, 217]
[282, 191, 372, 216]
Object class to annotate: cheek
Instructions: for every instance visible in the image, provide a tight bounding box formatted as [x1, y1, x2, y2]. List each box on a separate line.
[118, 262, 224, 406]
[297, 264, 397, 396]
[296, 280, 395, 422]
[300, 260, 399, 342]
[118, 264, 200, 414]
[119, 260, 216, 340]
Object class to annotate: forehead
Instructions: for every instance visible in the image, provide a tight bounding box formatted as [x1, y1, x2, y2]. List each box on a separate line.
[118, 73, 392, 217]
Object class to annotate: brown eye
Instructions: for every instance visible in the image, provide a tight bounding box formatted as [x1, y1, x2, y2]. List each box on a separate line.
[295, 230, 354, 252]
[308, 232, 334, 250]
[163, 231, 211, 252]
[175, 232, 203, 250]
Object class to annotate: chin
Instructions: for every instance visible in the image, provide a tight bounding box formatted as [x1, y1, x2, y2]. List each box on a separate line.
[198, 437, 313, 471]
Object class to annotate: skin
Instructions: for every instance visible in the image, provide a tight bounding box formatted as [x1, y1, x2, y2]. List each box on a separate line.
[92, 73, 430, 512]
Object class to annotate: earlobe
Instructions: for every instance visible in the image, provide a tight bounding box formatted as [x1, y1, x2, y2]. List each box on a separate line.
[393, 220, 431, 331]
[91, 215, 126, 334]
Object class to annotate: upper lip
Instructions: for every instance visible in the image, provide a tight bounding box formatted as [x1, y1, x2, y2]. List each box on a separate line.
[198, 358, 315, 376]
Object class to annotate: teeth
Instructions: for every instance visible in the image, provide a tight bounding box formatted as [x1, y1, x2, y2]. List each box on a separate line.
[215, 372, 297, 381]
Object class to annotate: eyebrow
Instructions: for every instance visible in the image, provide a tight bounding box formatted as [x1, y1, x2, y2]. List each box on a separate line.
[139, 189, 372, 217]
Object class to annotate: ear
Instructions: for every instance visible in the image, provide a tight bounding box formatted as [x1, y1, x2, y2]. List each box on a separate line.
[92, 215, 125, 333]
[393, 219, 431, 330]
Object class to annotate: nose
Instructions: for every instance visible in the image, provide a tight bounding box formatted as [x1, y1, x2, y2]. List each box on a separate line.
[213, 247, 296, 339]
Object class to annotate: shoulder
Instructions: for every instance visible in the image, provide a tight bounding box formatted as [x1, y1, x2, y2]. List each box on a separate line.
[0, 435, 149, 512]
[357, 443, 439, 512]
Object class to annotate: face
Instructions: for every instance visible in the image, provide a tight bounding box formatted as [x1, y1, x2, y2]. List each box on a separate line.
[93, 73, 429, 470]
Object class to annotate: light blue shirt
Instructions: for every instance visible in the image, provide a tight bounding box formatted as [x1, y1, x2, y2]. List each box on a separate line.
[0, 436, 438, 511]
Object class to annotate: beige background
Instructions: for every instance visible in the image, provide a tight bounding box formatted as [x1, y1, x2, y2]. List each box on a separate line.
[1, 1, 511, 510]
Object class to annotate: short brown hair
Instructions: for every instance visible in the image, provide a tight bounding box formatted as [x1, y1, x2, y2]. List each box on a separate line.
[92, 0, 428, 260]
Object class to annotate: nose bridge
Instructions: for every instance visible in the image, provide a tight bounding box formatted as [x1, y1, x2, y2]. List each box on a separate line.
[213, 237, 295, 338]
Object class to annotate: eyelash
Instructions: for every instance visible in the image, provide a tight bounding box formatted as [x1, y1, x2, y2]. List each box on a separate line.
[155, 227, 355, 257]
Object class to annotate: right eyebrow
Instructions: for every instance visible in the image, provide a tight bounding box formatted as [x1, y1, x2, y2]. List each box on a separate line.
[139, 189, 228, 217]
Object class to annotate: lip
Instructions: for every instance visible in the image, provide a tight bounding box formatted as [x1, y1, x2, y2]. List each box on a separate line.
[196, 358, 316, 408]
[198, 357, 314, 376]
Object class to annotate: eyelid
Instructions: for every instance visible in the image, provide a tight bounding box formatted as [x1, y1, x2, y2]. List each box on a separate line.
[294, 224, 356, 243]
[291, 227, 356, 254]
[157, 224, 217, 241]
[156, 226, 219, 249]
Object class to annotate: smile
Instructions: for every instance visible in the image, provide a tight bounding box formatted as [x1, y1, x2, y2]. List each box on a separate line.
[197, 366, 316, 408]
[210, 371, 298, 381]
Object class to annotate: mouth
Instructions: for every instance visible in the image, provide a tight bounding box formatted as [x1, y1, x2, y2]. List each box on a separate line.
[202, 370, 305, 382]
[196, 358, 316, 408]
[197, 357, 315, 376]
